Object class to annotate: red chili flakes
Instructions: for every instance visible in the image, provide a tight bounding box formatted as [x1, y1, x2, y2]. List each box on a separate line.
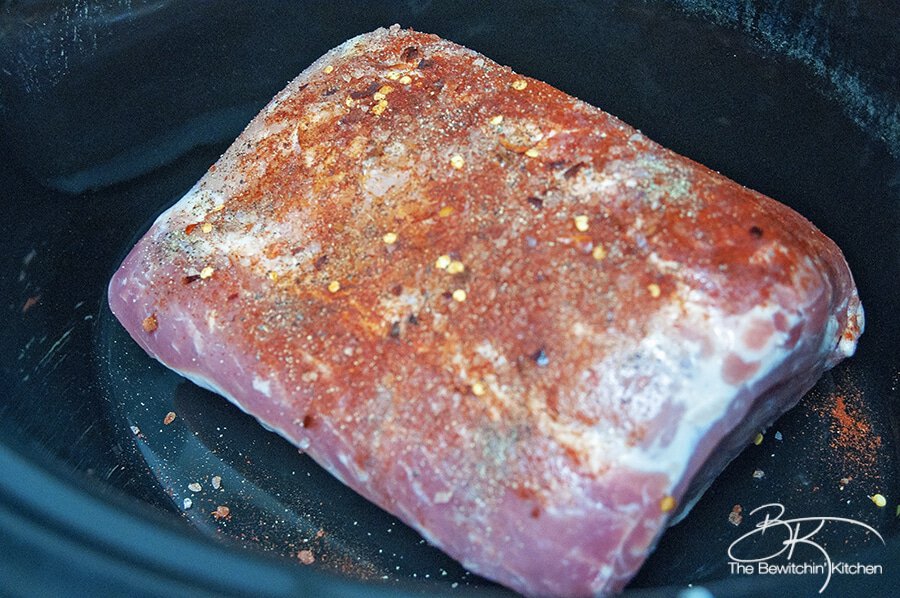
[21, 295, 41, 313]
[163, 411, 176, 425]
[728, 504, 743, 526]
[400, 46, 420, 64]
[185, 223, 199, 235]
[212, 505, 230, 520]
[297, 549, 315, 565]
[142, 314, 158, 333]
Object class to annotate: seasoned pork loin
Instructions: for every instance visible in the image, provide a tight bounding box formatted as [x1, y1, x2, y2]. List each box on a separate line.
[109, 25, 863, 597]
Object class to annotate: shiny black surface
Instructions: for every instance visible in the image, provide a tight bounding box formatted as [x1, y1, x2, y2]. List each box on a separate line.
[1, 1, 897, 596]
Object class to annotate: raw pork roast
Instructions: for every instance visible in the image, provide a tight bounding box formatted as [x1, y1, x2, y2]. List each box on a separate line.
[109, 26, 863, 597]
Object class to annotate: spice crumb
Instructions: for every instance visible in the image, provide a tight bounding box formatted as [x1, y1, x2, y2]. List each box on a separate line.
[573, 214, 590, 232]
[163, 411, 176, 425]
[130, 425, 140, 435]
[659, 496, 676, 512]
[511, 79, 528, 90]
[328, 280, 341, 293]
[322, 65, 334, 74]
[200, 266, 214, 279]
[435, 255, 452, 270]
[371, 99, 388, 116]
[382, 232, 398, 245]
[201, 222, 213, 233]
[398, 75, 412, 85]
[592, 245, 607, 261]
[183, 498, 192, 509]
[142, 314, 158, 333]
[753, 432, 764, 445]
[450, 154, 465, 169]
[297, 549, 315, 565]
[489, 115, 503, 125]
[188, 482, 202, 492]
[438, 206, 454, 217]
[728, 504, 743, 526]
[774, 431, 783, 441]
[212, 505, 230, 520]
[446, 260, 465, 274]
[211, 475, 222, 490]
[452, 289, 467, 302]
[471, 381, 486, 396]
[647, 283, 661, 298]
[752, 469, 765, 479]
[870, 494, 887, 508]
[524, 147, 540, 158]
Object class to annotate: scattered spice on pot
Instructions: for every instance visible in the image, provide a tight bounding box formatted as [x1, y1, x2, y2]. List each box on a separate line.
[870, 494, 886, 508]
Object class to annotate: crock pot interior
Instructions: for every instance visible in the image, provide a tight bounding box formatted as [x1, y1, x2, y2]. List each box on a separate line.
[1, 2, 897, 596]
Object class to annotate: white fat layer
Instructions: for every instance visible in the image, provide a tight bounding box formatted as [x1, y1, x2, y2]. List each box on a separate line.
[153, 182, 323, 276]
[252, 376, 272, 398]
[541, 292, 803, 490]
[623, 298, 797, 479]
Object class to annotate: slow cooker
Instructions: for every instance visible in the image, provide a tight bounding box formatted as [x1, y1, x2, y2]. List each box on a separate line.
[1, 2, 897, 596]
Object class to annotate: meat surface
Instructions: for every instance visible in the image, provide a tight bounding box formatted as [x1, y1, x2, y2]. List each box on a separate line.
[108, 25, 863, 597]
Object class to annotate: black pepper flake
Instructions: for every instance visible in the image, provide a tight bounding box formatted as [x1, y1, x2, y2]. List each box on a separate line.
[407, 313, 419, 326]
[302, 414, 316, 428]
[182, 274, 201, 285]
[417, 58, 433, 70]
[564, 162, 588, 179]
[388, 321, 401, 338]
[749, 226, 763, 238]
[350, 82, 381, 99]
[391, 284, 403, 296]
[400, 46, 421, 64]
[526, 195, 544, 209]
[322, 86, 339, 97]
[531, 348, 549, 367]
[314, 255, 329, 270]
[548, 160, 568, 170]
